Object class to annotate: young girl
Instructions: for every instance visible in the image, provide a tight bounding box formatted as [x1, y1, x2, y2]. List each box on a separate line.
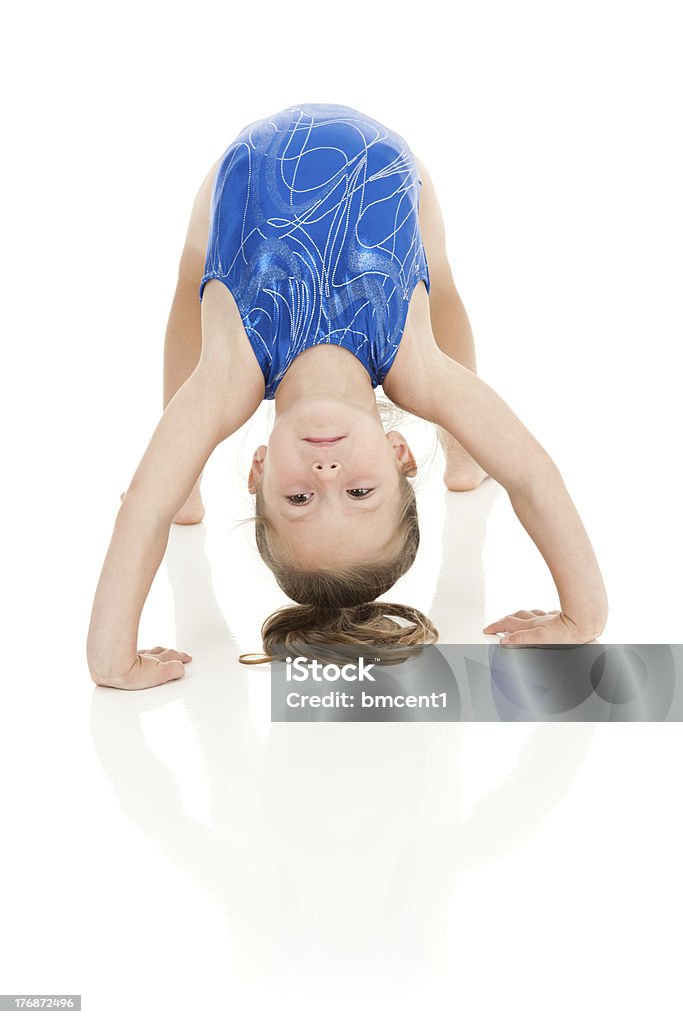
[86, 102, 608, 690]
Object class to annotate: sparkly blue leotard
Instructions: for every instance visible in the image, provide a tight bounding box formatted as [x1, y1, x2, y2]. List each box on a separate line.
[198, 102, 431, 399]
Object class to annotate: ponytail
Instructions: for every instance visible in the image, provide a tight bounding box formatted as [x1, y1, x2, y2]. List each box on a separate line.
[239, 600, 438, 665]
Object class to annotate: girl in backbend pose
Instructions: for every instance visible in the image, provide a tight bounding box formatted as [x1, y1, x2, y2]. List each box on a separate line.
[87, 102, 608, 690]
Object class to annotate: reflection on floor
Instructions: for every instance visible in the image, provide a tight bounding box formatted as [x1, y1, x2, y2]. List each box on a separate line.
[6, 419, 673, 1024]
[88, 463, 606, 1021]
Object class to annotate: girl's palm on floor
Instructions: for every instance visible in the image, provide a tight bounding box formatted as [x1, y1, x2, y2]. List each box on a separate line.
[483, 609, 595, 646]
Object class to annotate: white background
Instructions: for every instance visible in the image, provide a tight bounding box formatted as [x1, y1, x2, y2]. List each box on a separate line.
[1, 1, 682, 1021]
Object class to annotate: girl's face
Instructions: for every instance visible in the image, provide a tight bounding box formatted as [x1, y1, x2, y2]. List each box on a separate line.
[248, 397, 416, 568]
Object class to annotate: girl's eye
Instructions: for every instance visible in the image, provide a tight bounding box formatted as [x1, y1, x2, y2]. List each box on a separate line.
[286, 488, 375, 505]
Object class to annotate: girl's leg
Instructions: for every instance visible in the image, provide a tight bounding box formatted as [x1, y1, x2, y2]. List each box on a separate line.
[427, 271, 489, 490]
[413, 154, 488, 490]
[428, 272, 477, 374]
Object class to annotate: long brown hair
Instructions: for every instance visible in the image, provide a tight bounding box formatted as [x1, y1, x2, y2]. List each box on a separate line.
[239, 474, 438, 663]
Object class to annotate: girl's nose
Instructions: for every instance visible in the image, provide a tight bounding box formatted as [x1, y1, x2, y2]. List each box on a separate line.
[312, 460, 341, 474]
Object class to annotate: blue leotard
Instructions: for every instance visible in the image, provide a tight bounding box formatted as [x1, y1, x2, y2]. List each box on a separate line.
[199, 102, 431, 399]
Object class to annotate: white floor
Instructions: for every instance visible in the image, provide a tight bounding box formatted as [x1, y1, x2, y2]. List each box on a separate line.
[2, 401, 682, 1022]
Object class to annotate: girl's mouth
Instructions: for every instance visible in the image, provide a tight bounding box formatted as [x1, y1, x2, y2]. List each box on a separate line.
[303, 436, 346, 446]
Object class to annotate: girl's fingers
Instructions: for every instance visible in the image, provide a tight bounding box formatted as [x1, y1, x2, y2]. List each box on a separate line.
[483, 615, 533, 632]
[154, 659, 186, 682]
[140, 646, 192, 662]
[501, 626, 546, 645]
[157, 649, 192, 663]
[484, 610, 555, 633]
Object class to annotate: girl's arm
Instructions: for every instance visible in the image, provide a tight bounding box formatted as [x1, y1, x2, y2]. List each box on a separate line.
[87, 355, 263, 689]
[386, 347, 608, 645]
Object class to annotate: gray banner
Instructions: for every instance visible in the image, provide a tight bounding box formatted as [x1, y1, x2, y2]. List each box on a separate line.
[0, 997, 81, 1011]
[270, 644, 683, 722]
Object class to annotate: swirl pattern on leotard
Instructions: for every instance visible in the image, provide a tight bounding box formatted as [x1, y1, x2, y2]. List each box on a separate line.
[199, 102, 431, 399]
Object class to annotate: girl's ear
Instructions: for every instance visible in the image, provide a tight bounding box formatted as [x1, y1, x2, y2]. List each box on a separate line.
[386, 431, 417, 478]
[248, 445, 267, 493]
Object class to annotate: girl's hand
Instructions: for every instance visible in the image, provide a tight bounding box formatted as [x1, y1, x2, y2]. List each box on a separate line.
[483, 609, 597, 647]
[90, 647, 192, 690]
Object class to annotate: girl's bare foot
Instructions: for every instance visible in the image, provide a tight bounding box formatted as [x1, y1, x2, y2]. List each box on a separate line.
[171, 491, 205, 524]
[437, 426, 490, 492]
[119, 489, 205, 525]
